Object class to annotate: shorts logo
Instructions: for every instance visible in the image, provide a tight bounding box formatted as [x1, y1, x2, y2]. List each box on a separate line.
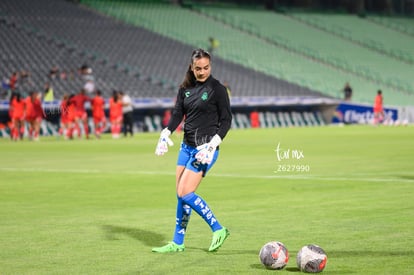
[191, 159, 201, 169]
[201, 91, 208, 101]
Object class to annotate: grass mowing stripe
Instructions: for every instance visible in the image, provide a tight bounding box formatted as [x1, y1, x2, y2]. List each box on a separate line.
[1, 167, 413, 183]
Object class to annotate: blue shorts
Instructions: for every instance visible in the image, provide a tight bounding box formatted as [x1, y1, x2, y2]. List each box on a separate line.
[177, 142, 219, 177]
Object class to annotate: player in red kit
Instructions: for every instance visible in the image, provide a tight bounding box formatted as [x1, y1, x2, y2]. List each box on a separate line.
[25, 91, 44, 141]
[59, 94, 70, 138]
[10, 92, 26, 141]
[8, 93, 17, 139]
[250, 110, 260, 128]
[109, 90, 123, 139]
[373, 90, 384, 125]
[91, 90, 107, 138]
[66, 94, 80, 139]
[70, 89, 91, 139]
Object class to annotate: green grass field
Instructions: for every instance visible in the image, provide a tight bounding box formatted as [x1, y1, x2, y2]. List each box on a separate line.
[1, 126, 413, 274]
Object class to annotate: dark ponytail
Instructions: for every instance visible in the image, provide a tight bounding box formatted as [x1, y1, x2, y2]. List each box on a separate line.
[180, 65, 196, 89]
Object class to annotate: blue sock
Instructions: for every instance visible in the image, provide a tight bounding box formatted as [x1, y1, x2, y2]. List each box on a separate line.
[173, 196, 192, 245]
[182, 192, 222, 232]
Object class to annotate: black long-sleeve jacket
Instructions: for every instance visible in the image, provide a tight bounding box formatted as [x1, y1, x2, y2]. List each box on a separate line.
[167, 75, 232, 147]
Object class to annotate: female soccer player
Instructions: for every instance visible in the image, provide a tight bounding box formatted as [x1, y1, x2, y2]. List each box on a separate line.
[109, 90, 123, 139]
[59, 94, 70, 138]
[373, 90, 384, 125]
[66, 94, 79, 139]
[70, 89, 90, 139]
[9, 92, 25, 141]
[25, 91, 44, 141]
[91, 90, 107, 138]
[153, 48, 232, 253]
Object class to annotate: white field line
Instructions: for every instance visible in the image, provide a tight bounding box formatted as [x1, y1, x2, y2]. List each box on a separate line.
[1, 167, 413, 183]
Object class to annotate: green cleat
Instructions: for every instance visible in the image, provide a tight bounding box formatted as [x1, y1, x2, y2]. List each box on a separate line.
[152, 242, 185, 253]
[208, 227, 230, 252]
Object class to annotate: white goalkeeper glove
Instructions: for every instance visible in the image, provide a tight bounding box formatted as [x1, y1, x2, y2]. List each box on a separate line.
[155, 128, 173, 156]
[195, 134, 222, 165]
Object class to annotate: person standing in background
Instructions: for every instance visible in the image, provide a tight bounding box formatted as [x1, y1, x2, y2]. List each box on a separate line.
[66, 94, 80, 139]
[120, 91, 133, 137]
[70, 89, 91, 139]
[373, 90, 384, 125]
[109, 90, 123, 139]
[91, 90, 107, 139]
[43, 82, 54, 102]
[9, 92, 25, 141]
[343, 82, 352, 101]
[25, 91, 44, 141]
[59, 94, 70, 138]
[208, 37, 220, 54]
[250, 109, 260, 128]
[9, 72, 18, 91]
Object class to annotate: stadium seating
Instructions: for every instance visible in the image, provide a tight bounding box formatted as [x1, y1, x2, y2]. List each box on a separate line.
[369, 15, 414, 37]
[81, 0, 332, 96]
[0, 8, 169, 99]
[80, 0, 413, 106]
[1, 0, 412, 108]
[0, 0, 325, 102]
[193, 5, 414, 105]
[290, 13, 414, 64]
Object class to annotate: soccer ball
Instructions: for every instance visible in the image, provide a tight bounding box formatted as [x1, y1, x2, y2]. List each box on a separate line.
[259, 241, 289, 270]
[296, 244, 327, 273]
